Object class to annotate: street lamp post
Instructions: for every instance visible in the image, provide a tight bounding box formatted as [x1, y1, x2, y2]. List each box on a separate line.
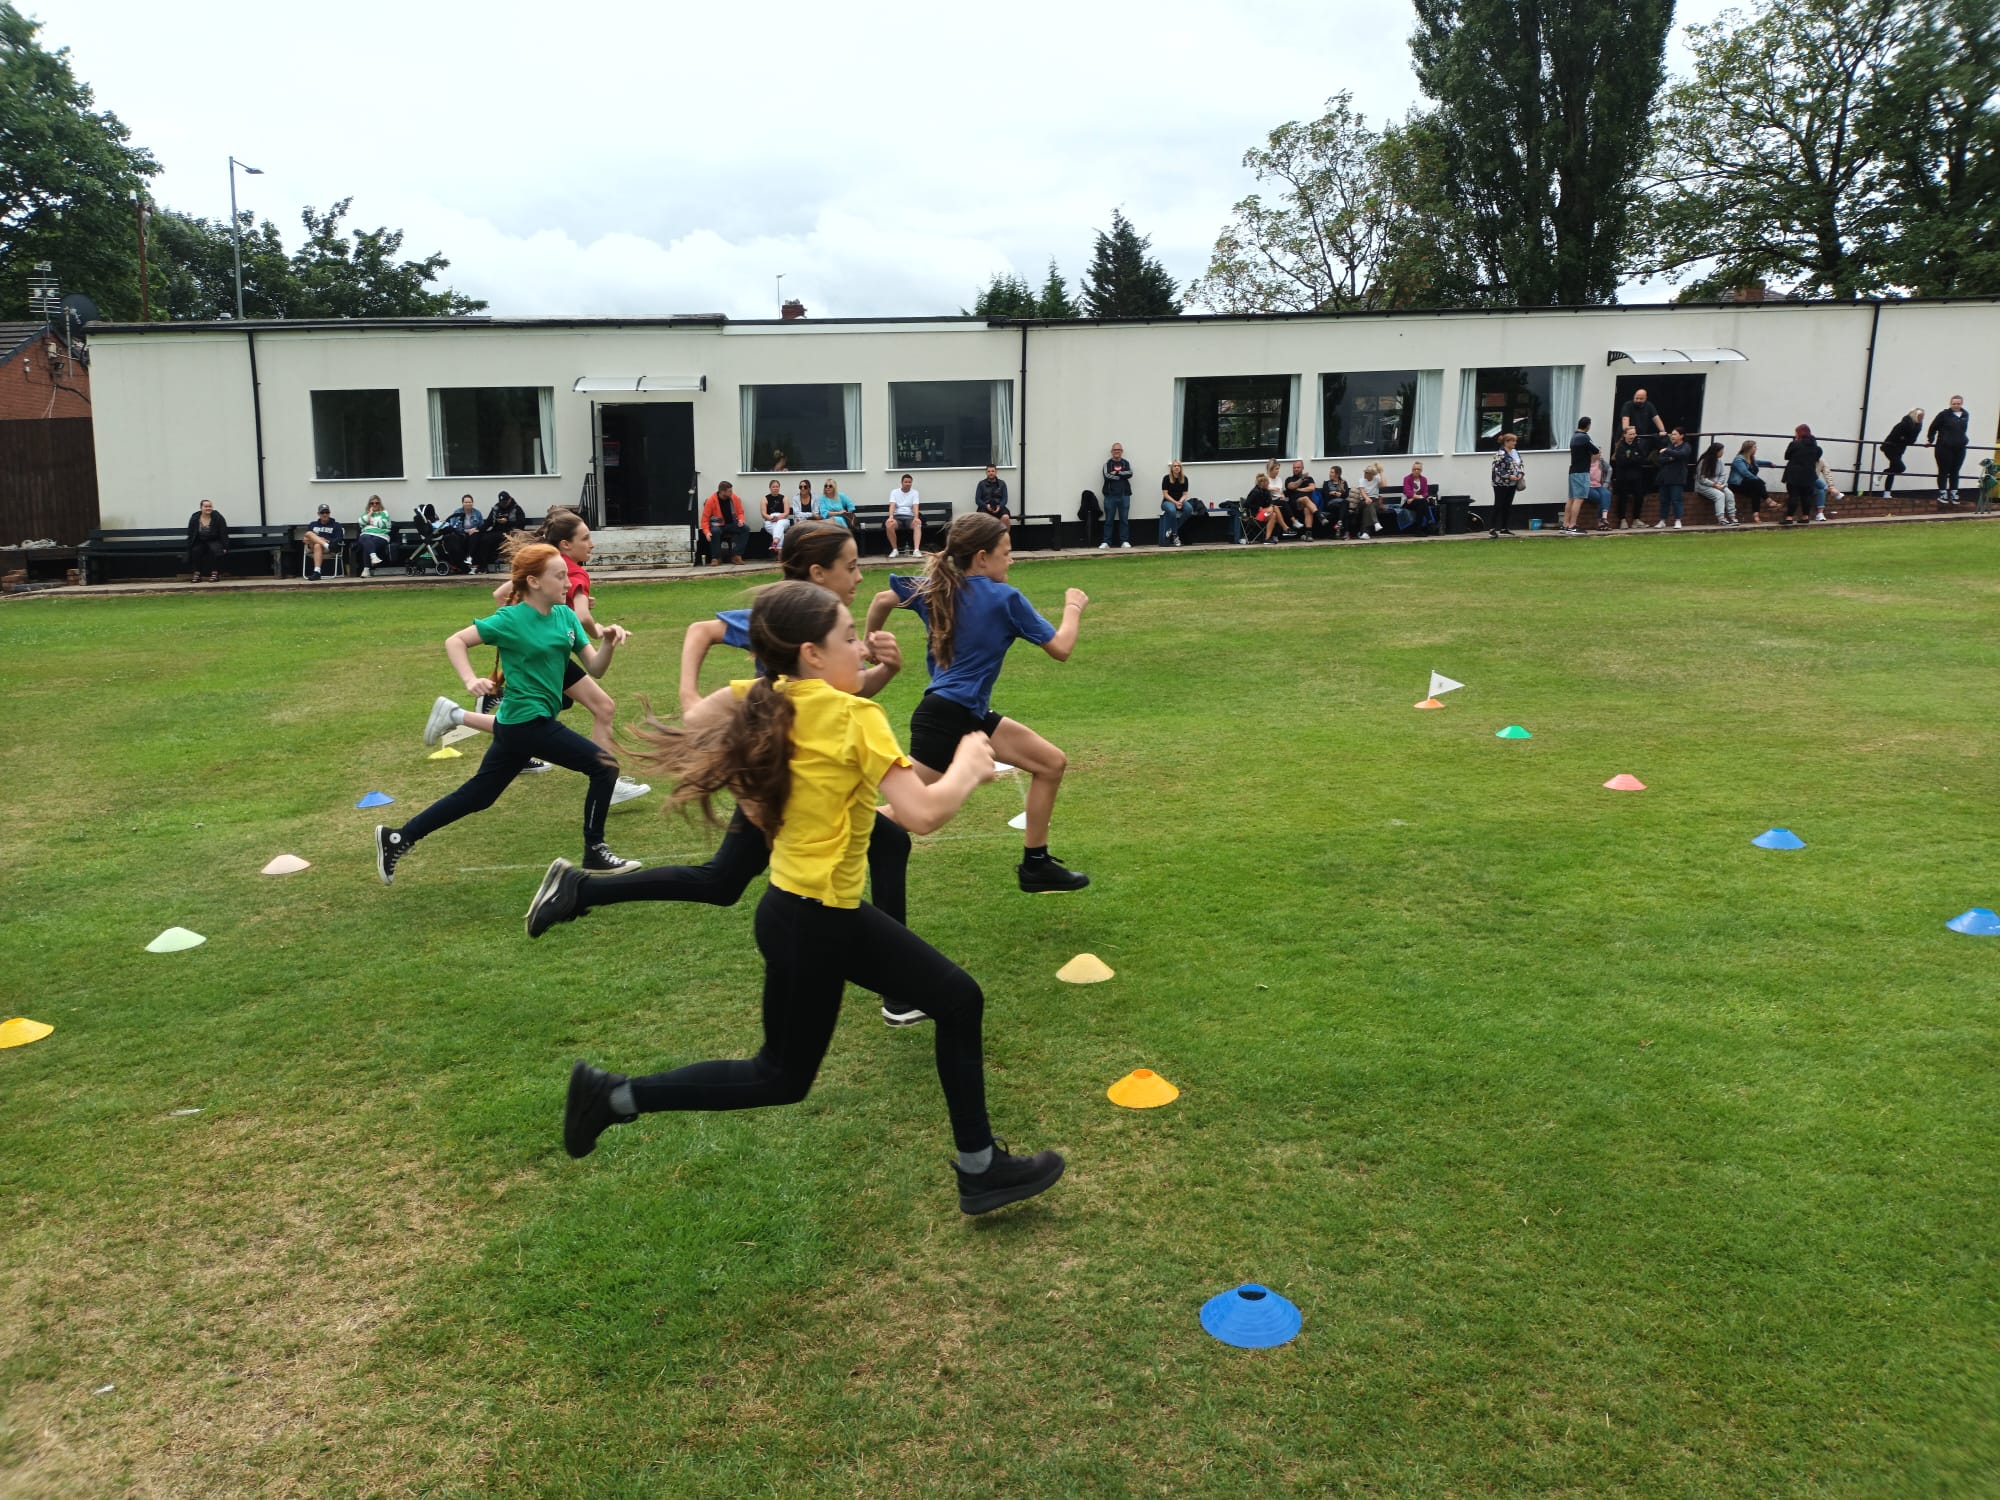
[228, 155, 264, 319]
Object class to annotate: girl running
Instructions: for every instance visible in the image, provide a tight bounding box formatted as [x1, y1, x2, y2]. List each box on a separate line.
[422, 511, 651, 805]
[375, 543, 640, 884]
[864, 512, 1090, 893]
[560, 580, 1065, 1216]
[526, 523, 924, 1020]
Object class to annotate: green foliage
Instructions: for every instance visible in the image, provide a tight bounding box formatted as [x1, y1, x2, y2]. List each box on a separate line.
[1034, 257, 1079, 319]
[967, 270, 1037, 318]
[4, 532, 2000, 1493]
[0, 1, 157, 318]
[1410, 0, 1673, 304]
[1080, 209, 1179, 318]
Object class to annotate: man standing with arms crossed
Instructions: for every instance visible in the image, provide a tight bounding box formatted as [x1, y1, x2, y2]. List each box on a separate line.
[1099, 442, 1133, 549]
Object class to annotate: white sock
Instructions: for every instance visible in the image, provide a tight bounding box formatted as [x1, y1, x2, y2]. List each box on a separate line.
[449, 706, 467, 726]
[609, 1082, 636, 1116]
[957, 1144, 994, 1174]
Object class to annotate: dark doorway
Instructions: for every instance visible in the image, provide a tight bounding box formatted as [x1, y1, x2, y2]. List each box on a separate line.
[598, 402, 695, 528]
[1612, 373, 1707, 442]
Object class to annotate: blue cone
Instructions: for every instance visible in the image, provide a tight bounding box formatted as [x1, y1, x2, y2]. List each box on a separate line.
[1199, 1284, 1302, 1349]
[355, 791, 395, 809]
[1946, 907, 2000, 936]
[1752, 828, 1805, 850]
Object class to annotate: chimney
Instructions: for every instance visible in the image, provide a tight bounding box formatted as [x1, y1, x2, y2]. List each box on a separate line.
[1732, 281, 1766, 303]
[781, 299, 807, 321]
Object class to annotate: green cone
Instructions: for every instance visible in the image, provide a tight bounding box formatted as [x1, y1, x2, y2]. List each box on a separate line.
[1495, 725, 1532, 739]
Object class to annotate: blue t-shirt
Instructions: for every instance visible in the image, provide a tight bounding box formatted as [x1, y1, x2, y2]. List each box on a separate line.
[889, 573, 1056, 719]
[718, 608, 752, 651]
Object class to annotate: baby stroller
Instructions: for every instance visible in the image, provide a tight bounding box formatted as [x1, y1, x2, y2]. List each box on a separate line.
[404, 504, 450, 576]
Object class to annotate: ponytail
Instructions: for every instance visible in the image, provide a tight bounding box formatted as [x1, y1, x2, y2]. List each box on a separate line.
[504, 507, 587, 561]
[633, 580, 840, 836]
[913, 511, 1006, 670]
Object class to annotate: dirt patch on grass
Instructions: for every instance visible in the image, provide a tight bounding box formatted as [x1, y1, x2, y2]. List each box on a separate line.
[0, 1112, 492, 1498]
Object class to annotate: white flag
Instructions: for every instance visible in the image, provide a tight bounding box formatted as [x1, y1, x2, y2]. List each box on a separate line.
[1428, 671, 1466, 697]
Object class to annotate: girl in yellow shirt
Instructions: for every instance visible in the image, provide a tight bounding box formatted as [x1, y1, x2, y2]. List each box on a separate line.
[561, 580, 1067, 1216]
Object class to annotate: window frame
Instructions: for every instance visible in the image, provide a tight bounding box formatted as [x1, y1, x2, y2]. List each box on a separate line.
[887, 379, 1013, 470]
[429, 385, 556, 479]
[1315, 369, 1423, 461]
[741, 382, 860, 474]
[309, 387, 405, 482]
[1471, 367, 1557, 453]
[1179, 374, 1294, 464]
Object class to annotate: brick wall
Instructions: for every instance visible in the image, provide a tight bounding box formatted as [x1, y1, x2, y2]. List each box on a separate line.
[0, 341, 91, 422]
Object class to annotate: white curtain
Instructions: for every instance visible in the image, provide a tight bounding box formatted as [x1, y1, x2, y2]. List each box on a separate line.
[738, 385, 757, 471]
[1455, 368, 1479, 453]
[1286, 375, 1301, 457]
[842, 384, 863, 470]
[1413, 370, 1443, 454]
[1549, 365, 1584, 443]
[427, 388, 447, 476]
[536, 387, 556, 474]
[1171, 379, 1188, 462]
[990, 380, 1015, 466]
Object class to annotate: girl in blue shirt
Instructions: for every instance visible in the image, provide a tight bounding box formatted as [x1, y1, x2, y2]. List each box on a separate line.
[865, 511, 1091, 893]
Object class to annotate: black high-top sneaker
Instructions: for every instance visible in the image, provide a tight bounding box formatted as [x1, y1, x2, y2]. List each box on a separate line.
[954, 1139, 1066, 1215]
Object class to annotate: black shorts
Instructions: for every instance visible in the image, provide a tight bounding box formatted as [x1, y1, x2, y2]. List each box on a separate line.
[559, 658, 585, 710]
[908, 693, 1004, 772]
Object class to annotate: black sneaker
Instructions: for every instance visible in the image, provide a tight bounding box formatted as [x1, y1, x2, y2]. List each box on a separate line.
[881, 1004, 931, 1028]
[526, 857, 585, 938]
[563, 1059, 633, 1159]
[1018, 853, 1089, 893]
[584, 842, 642, 872]
[374, 825, 407, 885]
[955, 1139, 1066, 1215]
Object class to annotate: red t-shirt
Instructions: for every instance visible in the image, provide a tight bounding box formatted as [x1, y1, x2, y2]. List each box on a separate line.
[563, 556, 591, 609]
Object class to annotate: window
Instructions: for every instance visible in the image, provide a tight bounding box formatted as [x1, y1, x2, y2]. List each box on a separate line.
[1460, 366, 1582, 452]
[1179, 375, 1294, 463]
[740, 383, 860, 472]
[427, 387, 555, 476]
[311, 389, 403, 479]
[1319, 370, 1448, 458]
[889, 380, 1014, 468]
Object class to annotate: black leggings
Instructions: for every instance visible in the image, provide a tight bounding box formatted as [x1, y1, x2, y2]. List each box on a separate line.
[1785, 482, 1815, 520]
[575, 806, 910, 926]
[626, 886, 993, 1151]
[396, 714, 615, 850]
[1490, 484, 1516, 531]
[1613, 482, 1645, 523]
[1938, 449, 1966, 495]
[189, 540, 226, 571]
[1882, 446, 1908, 490]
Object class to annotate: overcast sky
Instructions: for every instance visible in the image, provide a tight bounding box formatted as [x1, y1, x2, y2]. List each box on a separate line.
[44, 0, 1734, 318]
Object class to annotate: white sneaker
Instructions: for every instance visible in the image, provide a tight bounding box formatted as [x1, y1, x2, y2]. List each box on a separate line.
[422, 694, 460, 749]
[520, 758, 553, 773]
[1653, 520, 1666, 529]
[1672, 520, 1683, 529]
[362, 566, 373, 578]
[1097, 542, 1109, 550]
[611, 776, 652, 805]
[1119, 541, 1131, 549]
[1373, 524, 1382, 533]
[1235, 537, 1249, 545]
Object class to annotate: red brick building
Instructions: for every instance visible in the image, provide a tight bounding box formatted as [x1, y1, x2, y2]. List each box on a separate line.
[0, 322, 99, 548]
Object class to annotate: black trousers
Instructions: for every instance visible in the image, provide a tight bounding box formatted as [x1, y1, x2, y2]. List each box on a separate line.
[1785, 482, 1815, 520]
[397, 714, 615, 850]
[1882, 446, 1908, 490]
[1938, 447, 1966, 495]
[626, 886, 993, 1151]
[575, 806, 910, 926]
[189, 540, 226, 571]
[439, 529, 498, 569]
[1613, 482, 1645, 522]
[1491, 484, 1517, 530]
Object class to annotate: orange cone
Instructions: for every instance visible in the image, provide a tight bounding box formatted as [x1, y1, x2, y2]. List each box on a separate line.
[1414, 698, 1444, 710]
[1603, 773, 1647, 791]
[1107, 1068, 1179, 1108]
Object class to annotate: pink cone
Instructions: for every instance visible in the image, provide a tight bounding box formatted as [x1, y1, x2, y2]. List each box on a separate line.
[1602, 773, 1646, 791]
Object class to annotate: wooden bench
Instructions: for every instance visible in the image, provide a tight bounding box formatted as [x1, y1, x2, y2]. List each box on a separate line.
[81, 525, 291, 584]
[848, 501, 954, 556]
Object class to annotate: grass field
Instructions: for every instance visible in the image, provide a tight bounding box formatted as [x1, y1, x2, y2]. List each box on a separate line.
[2, 526, 1997, 1498]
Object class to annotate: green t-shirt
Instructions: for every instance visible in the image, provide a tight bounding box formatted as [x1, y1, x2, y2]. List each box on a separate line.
[475, 603, 584, 724]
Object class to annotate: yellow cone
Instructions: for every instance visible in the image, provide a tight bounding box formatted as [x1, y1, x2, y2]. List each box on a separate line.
[1057, 953, 1115, 983]
[0, 1017, 53, 1049]
[428, 746, 463, 760]
[1107, 1068, 1179, 1108]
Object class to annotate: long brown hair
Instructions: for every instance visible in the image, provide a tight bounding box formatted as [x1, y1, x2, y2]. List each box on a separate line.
[910, 511, 1005, 669]
[504, 509, 587, 560]
[777, 520, 854, 580]
[505, 543, 562, 604]
[635, 580, 840, 835]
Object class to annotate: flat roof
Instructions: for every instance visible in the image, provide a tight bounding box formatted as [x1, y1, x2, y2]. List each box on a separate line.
[89, 295, 2000, 338]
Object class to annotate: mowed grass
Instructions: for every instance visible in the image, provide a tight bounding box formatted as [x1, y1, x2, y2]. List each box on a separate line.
[2, 526, 1997, 1499]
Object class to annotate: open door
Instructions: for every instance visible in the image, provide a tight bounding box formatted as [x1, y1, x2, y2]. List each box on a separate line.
[598, 403, 696, 528]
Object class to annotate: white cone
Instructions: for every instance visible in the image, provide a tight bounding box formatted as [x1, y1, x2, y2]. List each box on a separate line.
[260, 854, 310, 876]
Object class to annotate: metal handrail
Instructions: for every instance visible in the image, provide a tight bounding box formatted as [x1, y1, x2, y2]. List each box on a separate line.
[1690, 431, 1994, 496]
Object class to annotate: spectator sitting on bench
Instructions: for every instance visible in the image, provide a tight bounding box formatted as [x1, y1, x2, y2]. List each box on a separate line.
[439, 494, 497, 574]
[701, 480, 749, 564]
[1159, 460, 1193, 546]
[303, 503, 343, 580]
[1351, 464, 1386, 538]
[886, 473, 923, 557]
[1282, 459, 1320, 534]
[1400, 462, 1436, 532]
[762, 480, 797, 553]
[1246, 470, 1289, 544]
[1318, 465, 1349, 534]
[974, 464, 1011, 524]
[187, 498, 228, 582]
[815, 479, 856, 530]
[359, 495, 394, 574]
[488, 490, 529, 547]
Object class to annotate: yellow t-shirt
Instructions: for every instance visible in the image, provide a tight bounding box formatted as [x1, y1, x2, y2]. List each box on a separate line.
[731, 676, 911, 908]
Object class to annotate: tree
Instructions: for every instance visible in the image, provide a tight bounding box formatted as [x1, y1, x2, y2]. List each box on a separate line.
[1865, 0, 2000, 295]
[1187, 95, 1402, 314]
[1637, 0, 1903, 298]
[283, 199, 483, 316]
[1080, 210, 1179, 318]
[0, 1, 157, 318]
[1035, 259, 1080, 319]
[968, 271, 1038, 317]
[1410, 0, 1672, 304]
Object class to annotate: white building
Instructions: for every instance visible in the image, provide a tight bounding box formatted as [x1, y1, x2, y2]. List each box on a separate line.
[86, 299, 1999, 546]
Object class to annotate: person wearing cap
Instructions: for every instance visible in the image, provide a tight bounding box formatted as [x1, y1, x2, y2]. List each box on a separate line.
[303, 503, 344, 580]
[488, 489, 529, 543]
[700, 480, 748, 564]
